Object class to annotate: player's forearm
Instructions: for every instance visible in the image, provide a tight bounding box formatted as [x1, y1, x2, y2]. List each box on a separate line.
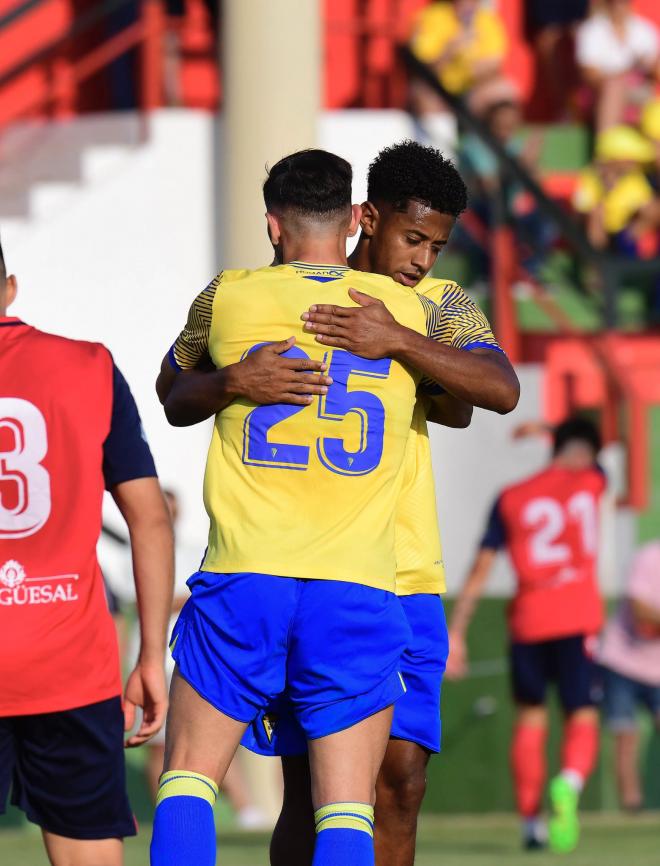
[164, 366, 241, 427]
[131, 518, 175, 662]
[392, 327, 520, 414]
[112, 479, 174, 663]
[425, 392, 473, 428]
[449, 550, 496, 636]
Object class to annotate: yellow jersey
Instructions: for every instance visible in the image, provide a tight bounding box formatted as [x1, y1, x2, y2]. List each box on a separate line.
[572, 168, 655, 234]
[171, 262, 432, 593]
[410, 2, 507, 95]
[394, 278, 502, 596]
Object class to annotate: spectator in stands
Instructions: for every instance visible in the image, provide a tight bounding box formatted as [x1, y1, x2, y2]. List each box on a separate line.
[576, 0, 660, 131]
[409, 0, 515, 153]
[641, 97, 660, 183]
[525, 0, 589, 121]
[599, 542, 660, 811]
[459, 98, 551, 276]
[572, 125, 658, 254]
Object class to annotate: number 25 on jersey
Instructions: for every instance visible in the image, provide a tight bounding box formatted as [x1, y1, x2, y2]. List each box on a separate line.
[242, 345, 391, 476]
[0, 398, 51, 539]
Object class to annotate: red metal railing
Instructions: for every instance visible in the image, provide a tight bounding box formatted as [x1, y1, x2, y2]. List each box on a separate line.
[0, 0, 218, 131]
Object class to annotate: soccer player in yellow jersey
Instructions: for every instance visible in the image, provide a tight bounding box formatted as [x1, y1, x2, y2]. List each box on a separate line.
[150, 149, 456, 866]
[157, 141, 520, 866]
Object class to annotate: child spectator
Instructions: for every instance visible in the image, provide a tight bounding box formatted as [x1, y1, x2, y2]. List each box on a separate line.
[576, 0, 660, 131]
[599, 542, 660, 811]
[572, 125, 658, 254]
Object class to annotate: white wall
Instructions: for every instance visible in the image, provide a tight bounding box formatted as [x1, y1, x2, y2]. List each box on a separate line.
[5, 111, 216, 549]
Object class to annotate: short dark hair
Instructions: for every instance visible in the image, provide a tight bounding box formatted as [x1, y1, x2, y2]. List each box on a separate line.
[263, 149, 352, 219]
[367, 140, 467, 218]
[553, 417, 601, 456]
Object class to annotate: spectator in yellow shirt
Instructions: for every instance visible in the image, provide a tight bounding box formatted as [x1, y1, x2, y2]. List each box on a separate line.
[412, 0, 507, 95]
[409, 0, 516, 154]
[572, 125, 658, 254]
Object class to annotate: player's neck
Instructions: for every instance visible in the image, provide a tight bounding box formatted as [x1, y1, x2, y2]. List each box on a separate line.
[281, 238, 349, 268]
[348, 234, 370, 272]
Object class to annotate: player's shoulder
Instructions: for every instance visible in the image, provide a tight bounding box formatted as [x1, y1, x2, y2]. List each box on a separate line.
[220, 264, 305, 290]
[500, 467, 551, 502]
[348, 269, 428, 312]
[28, 327, 111, 365]
[218, 268, 252, 284]
[415, 276, 467, 305]
[347, 268, 405, 293]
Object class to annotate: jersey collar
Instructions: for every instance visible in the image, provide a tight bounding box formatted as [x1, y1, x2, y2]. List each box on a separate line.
[289, 261, 350, 272]
[0, 316, 26, 327]
[288, 261, 351, 283]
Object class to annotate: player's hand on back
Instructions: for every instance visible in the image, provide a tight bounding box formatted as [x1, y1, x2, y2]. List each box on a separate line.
[123, 659, 169, 748]
[445, 631, 469, 680]
[234, 337, 333, 406]
[302, 288, 405, 360]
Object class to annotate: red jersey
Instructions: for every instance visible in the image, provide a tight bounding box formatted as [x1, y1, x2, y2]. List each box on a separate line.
[0, 318, 154, 716]
[482, 465, 605, 642]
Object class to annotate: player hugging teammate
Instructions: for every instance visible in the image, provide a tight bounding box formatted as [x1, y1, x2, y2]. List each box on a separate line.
[154, 143, 519, 866]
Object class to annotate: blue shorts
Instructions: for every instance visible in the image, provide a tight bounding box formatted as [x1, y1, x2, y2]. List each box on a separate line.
[601, 666, 660, 732]
[242, 594, 448, 755]
[0, 697, 136, 839]
[171, 571, 411, 740]
[510, 634, 598, 711]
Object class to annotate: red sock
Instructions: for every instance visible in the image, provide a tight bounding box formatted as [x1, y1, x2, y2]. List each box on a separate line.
[511, 723, 547, 817]
[561, 717, 599, 784]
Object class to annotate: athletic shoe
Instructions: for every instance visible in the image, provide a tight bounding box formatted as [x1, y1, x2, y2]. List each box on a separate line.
[548, 775, 580, 853]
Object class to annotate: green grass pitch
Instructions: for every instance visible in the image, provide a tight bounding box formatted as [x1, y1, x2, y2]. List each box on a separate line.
[1, 814, 659, 865]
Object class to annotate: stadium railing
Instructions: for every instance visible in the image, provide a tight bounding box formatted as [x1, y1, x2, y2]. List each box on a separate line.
[0, 0, 218, 130]
[399, 47, 660, 511]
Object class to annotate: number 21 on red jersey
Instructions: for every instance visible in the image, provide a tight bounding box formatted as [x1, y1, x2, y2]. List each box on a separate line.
[522, 492, 598, 567]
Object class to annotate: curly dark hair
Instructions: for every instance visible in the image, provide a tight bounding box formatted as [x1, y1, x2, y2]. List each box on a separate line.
[263, 149, 352, 219]
[367, 140, 467, 217]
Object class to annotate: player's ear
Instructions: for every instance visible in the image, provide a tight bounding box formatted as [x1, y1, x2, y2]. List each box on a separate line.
[348, 204, 362, 238]
[360, 201, 379, 238]
[5, 274, 17, 308]
[266, 212, 282, 248]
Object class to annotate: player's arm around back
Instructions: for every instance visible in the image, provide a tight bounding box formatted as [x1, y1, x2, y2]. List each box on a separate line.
[303, 286, 520, 414]
[156, 276, 332, 425]
[158, 340, 333, 426]
[112, 477, 174, 746]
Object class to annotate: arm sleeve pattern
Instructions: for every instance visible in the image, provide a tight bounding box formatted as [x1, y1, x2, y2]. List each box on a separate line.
[103, 363, 157, 489]
[168, 272, 222, 371]
[480, 497, 507, 550]
[417, 284, 504, 394]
